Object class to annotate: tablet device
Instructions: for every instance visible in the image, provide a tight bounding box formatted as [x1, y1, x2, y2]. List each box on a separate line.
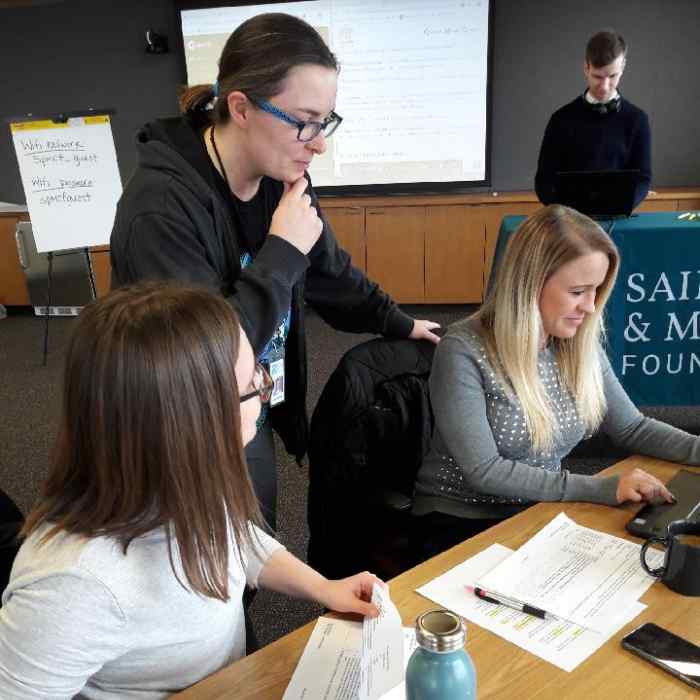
[626, 470, 700, 539]
[554, 169, 639, 218]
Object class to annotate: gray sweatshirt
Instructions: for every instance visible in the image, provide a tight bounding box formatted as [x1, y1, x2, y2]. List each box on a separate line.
[413, 318, 700, 519]
[0, 522, 283, 699]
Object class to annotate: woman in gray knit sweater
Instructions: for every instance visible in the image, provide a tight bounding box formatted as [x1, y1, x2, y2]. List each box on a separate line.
[413, 205, 699, 549]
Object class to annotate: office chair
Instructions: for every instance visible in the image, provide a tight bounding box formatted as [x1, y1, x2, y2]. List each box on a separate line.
[307, 336, 436, 581]
[1, 489, 24, 604]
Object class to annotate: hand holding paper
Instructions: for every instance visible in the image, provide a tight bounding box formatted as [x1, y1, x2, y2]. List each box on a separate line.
[359, 584, 404, 700]
[316, 572, 385, 619]
[283, 584, 407, 700]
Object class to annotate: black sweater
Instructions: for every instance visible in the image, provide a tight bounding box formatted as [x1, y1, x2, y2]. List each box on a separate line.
[110, 112, 413, 459]
[535, 95, 651, 208]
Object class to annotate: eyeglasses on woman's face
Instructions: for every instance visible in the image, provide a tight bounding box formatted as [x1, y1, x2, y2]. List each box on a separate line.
[240, 362, 273, 404]
[249, 96, 343, 142]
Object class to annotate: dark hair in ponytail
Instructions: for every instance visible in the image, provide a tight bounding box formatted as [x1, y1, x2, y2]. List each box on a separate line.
[178, 13, 338, 118]
[178, 84, 218, 114]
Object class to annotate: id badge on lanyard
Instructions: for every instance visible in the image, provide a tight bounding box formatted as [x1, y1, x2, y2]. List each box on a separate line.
[266, 349, 285, 407]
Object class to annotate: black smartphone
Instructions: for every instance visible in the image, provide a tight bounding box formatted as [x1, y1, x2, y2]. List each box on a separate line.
[621, 622, 700, 690]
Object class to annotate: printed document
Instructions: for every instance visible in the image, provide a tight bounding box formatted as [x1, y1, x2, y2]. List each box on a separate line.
[476, 512, 662, 632]
[359, 583, 404, 699]
[417, 543, 647, 672]
[283, 584, 410, 699]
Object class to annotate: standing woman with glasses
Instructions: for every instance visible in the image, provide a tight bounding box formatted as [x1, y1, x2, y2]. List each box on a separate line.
[110, 13, 440, 531]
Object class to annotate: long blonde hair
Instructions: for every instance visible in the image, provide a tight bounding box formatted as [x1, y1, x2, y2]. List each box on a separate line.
[474, 205, 619, 452]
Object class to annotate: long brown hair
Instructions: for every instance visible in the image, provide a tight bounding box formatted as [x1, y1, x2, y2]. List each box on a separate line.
[179, 12, 338, 117]
[21, 282, 263, 601]
[474, 205, 620, 451]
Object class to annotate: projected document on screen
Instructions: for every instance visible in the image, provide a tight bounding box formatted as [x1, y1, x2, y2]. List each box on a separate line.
[180, 0, 491, 191]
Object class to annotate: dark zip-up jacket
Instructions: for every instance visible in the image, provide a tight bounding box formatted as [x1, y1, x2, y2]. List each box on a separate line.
[307, 337, 436, 579]
[110, 112, 414, 460]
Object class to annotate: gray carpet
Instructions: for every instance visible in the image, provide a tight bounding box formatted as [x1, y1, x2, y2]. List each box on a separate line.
[1, 305, 698, 647]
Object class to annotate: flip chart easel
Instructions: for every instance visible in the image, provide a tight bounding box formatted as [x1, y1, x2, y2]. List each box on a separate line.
[8, 109, 122, 365]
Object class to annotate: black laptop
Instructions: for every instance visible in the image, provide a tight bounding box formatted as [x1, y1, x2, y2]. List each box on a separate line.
[555, 169, 639, 218]
[626, 470, 700, 539]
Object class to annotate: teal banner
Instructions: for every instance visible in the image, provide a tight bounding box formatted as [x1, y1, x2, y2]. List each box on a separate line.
[494, 213, 700, 406]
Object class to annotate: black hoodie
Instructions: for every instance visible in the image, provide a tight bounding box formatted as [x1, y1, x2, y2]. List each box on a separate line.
[109, 112, 413, 460]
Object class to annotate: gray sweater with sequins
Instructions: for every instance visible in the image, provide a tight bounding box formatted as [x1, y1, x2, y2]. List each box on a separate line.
[413, 318, 700, 519]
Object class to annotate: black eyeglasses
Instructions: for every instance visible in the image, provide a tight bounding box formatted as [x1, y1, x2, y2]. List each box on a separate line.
[250, 97, 343, 142]
[240, 362, 273, 404]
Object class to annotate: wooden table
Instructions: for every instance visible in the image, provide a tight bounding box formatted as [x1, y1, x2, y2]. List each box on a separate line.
[173, 456, 700, 699]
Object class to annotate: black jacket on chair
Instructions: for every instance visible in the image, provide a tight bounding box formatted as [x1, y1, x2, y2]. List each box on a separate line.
[307, 337, 436, 580]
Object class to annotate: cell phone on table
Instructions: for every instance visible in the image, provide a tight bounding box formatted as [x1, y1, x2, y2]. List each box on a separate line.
[621, 622, 700, 690]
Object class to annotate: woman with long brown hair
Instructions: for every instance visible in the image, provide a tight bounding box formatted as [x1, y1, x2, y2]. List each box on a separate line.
[413, 205, 700, 555]
[109, 12, 439, 532]
[0, 282, 381, 699]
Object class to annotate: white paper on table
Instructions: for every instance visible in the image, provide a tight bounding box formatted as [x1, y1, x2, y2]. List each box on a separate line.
[282, 620, 417, 700]
[475, 513, 663, 633]
[417, 543, 647, 672]
[379, 627, 419, 700]
[282, 617, 362, 700]
[359, 583, 404, 700]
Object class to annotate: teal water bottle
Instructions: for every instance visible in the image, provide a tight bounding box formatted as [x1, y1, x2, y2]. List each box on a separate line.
[405, 609, 476, 699]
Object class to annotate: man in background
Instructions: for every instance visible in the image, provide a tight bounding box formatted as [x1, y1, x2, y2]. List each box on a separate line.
[535, 30, 651, 208]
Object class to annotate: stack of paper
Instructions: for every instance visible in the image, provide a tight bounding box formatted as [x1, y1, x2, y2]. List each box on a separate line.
[283, 584, 415, 700]
[417, 512, 663, 672]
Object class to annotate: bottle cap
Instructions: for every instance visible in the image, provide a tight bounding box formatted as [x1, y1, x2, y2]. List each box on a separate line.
[415, 610, 466, 653]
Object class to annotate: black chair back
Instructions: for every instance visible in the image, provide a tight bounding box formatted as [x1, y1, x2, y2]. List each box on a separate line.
[1, 490, 24, 604]
[307, 337, 436, 580]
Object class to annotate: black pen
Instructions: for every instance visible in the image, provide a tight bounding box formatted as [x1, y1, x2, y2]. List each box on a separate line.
[465, 585, 555, 621]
